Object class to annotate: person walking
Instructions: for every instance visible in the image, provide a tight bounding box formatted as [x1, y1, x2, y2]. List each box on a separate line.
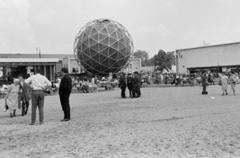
[18, 74, 31, 116]
[229, 72, 238, 96]
[25, 69, 52, 125]
[201, 73, 208, 95]
[5, 78, 21, 117]
[219, 73, 229, 96]
[119, 73, 127, 98]
[59, 68, 72, 122]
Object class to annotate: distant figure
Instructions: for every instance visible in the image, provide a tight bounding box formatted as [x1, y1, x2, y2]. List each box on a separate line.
[18, 74, 31, 116]
[59, 68, 72, 122]
[219, 73, 229, 96]
[127, 73, 133, 97]
[132, 72, 141, 98]
[201, 73, 208, 95]
[119, 73, 127, 98]
[229, 72, 238, 96]
[25, 69, 52, 125]
[5, 79, 20, 117]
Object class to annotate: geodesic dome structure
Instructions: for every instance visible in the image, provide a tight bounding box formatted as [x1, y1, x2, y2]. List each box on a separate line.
[74, 19, 134, 74]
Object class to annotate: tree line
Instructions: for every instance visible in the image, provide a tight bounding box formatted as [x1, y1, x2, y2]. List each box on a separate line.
[133, 49, 175, 72]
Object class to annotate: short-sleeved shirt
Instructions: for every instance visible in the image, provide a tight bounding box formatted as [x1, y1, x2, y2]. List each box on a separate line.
[25, 73, 51, 90]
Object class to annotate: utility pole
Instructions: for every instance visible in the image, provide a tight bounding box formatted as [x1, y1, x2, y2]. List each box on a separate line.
[36, 47, 42, 58]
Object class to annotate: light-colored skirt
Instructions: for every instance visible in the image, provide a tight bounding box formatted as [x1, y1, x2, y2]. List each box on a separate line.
[6, 92, 19, 112]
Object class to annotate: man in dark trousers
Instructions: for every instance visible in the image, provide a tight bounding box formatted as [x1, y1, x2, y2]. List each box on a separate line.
[127, 73, 133, 97]
[18, 74, 31, 116]
[59, 68, 72, 121]
[201, 72, 208, 95]
[132, 72, 141, 98]
[119, 73, 127, 98]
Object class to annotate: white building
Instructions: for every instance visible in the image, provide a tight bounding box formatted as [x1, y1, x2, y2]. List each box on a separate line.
[122, 57, 141, 73]
[176, 42, 240, 74]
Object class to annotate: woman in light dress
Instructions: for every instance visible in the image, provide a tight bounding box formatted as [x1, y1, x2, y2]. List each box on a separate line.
[219, 73, 229, 96]
[229, 72, 239, 96]
[5, 79, 20, 117]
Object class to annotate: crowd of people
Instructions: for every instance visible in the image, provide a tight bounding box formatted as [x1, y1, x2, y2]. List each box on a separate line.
[3, 68, 72, 125]
[3, 67, 240, 126]
[119, 71, 141, 98]
[201, 71, 239, 96]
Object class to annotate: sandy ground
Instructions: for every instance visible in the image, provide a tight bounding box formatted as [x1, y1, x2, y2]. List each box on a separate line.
[1, 86, 240, 158]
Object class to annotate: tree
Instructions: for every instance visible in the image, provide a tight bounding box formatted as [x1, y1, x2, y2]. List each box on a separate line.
[152, 50, 175, 72]
[133, 50, 149, 66]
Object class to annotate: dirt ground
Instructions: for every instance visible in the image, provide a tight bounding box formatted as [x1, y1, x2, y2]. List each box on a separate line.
[1, 86, 240, 158]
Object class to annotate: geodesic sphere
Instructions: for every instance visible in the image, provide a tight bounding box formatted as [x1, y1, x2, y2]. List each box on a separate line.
[74, 19, 134, 74]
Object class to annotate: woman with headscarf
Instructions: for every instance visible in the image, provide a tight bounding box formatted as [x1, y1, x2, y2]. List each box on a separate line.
[219, 73, 229, 96]
[5, 78, 21, 117]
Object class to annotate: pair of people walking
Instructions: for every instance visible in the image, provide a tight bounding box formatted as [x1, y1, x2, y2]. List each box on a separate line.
[25, 68, 72, 125]
[5, 75, 31, 117]
[219, 72, 238, 96]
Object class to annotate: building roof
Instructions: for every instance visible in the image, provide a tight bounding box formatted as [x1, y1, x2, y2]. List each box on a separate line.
[0, 53, 75, 59]
[176, 41, 240, 52]
[0, 58, 59, 63]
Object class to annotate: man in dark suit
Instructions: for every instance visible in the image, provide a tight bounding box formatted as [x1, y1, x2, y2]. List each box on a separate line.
[132, 72, 141, 98]
[59, 68, 72, 121]
[201, 72, 208, 95]
[127, 73, 133, 97]
[119, 73, 127, 98]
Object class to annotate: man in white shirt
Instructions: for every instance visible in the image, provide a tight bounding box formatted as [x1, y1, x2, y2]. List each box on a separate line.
[25, 69, 52, 125]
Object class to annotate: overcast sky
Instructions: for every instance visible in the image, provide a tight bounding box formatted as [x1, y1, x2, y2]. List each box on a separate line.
[0, 0, 240, 57]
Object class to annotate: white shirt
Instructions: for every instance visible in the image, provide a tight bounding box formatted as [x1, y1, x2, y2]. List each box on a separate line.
[25, 73, 51, 90]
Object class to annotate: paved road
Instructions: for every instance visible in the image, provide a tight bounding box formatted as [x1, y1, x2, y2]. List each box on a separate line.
[1, 86, 240, 158]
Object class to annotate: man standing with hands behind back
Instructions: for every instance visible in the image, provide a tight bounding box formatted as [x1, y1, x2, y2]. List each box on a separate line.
[59, 68, 72, 122]
[25, 69, 52, 125]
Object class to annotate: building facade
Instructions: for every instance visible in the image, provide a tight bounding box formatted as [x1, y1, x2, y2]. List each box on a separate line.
[122, 57, 141, 73]
[0, 58, 58, 83]
[176, 42, 240, 74]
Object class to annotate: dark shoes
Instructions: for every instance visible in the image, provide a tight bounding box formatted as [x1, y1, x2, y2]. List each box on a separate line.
[29, 122, 43, 125]
[61, 118, 70, 122]
[10, 110, 16, 118]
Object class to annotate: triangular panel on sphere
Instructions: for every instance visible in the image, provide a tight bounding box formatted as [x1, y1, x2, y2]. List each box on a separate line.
[98, 33, 106, 41]
[99, 54, 106, 64]
[92, 33, 99, 42]
[89, 38, 96, 46]
[100, 48, 109, 57]
[101, 37, 109, 46]
[107, 24, 115, 34]
[109, 37, 116, 44]
[111, 41, 119, 50]
[111, 32, 118, 39]
[101, 27, 108, 34]
[98, 43, 106, 52]
[91, 44, 98, 52]
[91, 28, 97, 35]
[90, 48, 98, 57]
[108, 47, 116, 57]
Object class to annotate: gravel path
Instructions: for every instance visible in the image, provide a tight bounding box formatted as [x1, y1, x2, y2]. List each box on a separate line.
[1, 86, 240, 158]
